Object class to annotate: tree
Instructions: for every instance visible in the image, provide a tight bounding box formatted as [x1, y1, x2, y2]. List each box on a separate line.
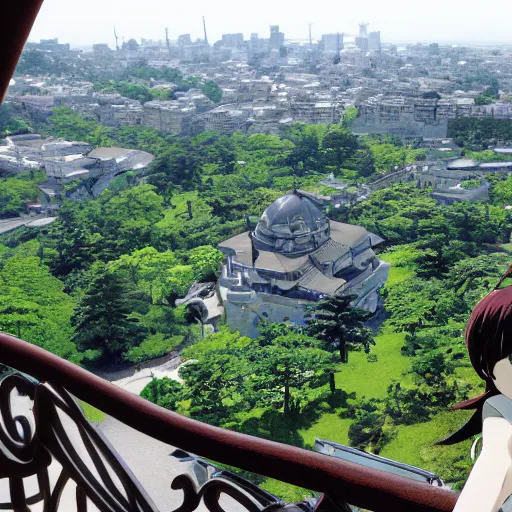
[348, 399, 387, 453]
[100, 185, 165, 257]
[342, 106, 359, 127]
[474, 92, 495, 106]
[246, 333, 335, 416]
[16, 49, 52, 75]
[186, 245, 224, 281]
[178, 332, 254, 425]
[140, 376, 184, 409]
[385, 277, 454, 334]
[114, 82, 153, 104]
[306, 294, 374, 363]
[422, 91, 441, 99]
[0, 255, 80, 362]
[107, 247, 177, 302]
[200, 81, 223, 104]
[0, 173, 40, 217]
[0, 295, 40, 339]
[72, 265, 148, 365]
[359, 149, 376, 178]
[411, 350, 454, 385]
[162, 265, 195, 304]
[322, 126, 359, 173]
[147, 143, 202, 193]
[46, 107, 114, 145]
[0, 104, 30, 137]
[384, 382, 431, 425]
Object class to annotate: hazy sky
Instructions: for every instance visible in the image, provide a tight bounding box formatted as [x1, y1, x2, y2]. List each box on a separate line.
[29, 0, 512, 48]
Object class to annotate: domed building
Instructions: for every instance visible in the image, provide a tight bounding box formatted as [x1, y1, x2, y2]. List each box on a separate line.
[217, 193, 390, 338]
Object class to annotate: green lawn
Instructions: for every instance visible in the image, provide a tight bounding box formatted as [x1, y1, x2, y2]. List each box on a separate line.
[80, 401, 106, 423]
[299, 414, 352, 447]
[260, 478, 315, 502]
[380, 410, 474, 489]
[334, 329, 412, 400]
[300, 327, 412, 448]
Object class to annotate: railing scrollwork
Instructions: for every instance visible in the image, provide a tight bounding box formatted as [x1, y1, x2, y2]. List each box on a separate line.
[0, 371, 324, 512]
[0, 332, 458, 512]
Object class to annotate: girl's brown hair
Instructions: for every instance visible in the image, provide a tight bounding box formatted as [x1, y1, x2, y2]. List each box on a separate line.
[440, 282, 512, 445]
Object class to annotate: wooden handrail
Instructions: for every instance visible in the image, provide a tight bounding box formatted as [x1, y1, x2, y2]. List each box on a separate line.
[0, 332, 458, 511]
[0, 0, 45, 101]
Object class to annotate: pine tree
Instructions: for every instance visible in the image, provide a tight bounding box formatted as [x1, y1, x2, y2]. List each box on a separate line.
[306, 294, 374, 363]
[72, 265, 148, 365]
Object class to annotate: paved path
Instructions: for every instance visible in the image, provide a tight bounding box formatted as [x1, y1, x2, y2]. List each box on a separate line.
[0, 215, 56, 234]
[110, 359, 197, 395]
[0, 360, 240, 511]
[97, 359, 203, 510]
[0, 217, 34, 234]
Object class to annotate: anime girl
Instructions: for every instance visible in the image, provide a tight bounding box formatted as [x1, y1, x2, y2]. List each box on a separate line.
[440, 268, 512, 511]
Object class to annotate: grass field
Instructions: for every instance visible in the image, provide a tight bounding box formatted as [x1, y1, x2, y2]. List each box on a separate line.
[300, 326, 412, 448]
[334, 329, 412, 400]
[80, 401, 106, 423]
[380, 410, 474, 488]
[299, 414, 352, 447]
[260, 478, 315, 502]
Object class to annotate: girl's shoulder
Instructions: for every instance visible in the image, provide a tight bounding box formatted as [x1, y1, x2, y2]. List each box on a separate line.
[484, 394, 512, 424]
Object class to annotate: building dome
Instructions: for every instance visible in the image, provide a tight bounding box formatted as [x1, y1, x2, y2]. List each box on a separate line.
[253, 194, 330, 256]
[446, 158, 479, 170]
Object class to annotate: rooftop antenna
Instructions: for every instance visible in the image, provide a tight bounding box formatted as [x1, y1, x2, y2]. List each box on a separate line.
[308, 22, 313, 47]
[203, 16, 208, 45]
[114, 26, 119, 51]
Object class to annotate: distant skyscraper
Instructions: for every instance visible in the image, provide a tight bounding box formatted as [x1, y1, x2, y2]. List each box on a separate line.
[177, 34, 192, 47]
[355, 36, 368, 52]
[368, 31, 381, 52]
[221, 33, 244, 48]
[269, 25, 284, 50]
[321, 33, 344, 53]
[359, 23, 368, 38]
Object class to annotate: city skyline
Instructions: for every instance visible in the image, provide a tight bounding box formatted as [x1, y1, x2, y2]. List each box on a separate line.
[29, 0, 512, 48]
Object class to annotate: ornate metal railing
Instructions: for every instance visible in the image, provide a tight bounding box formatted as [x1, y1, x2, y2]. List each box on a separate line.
[0, 331, 458, 511]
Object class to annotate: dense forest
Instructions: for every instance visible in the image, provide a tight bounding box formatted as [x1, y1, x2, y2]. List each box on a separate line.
[2, 105, 512, 498]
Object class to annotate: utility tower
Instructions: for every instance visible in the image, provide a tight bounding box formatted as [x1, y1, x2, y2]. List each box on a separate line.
[203, 16, 208, 45]
[113, 26, 119, 51]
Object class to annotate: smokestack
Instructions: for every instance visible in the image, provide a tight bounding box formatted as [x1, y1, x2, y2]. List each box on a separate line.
[308, 22, 313, 47]
[203, 16, 208, 45]
[165, 27, 171, 58]
[114, 26, 119, 51]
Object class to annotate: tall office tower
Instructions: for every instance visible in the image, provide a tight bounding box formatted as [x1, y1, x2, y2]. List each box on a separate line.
[269, 25, 285, 50]
[321, 33, 344, 53]
[368, 31, 381, 52]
